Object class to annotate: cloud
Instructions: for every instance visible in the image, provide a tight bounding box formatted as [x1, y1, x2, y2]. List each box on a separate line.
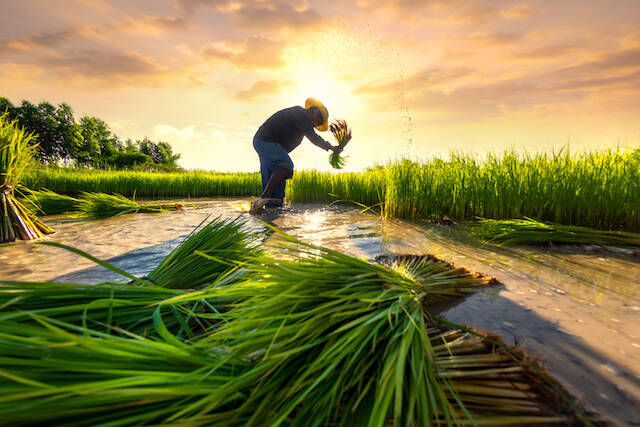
[0, 14, 188, 57]
[500, 3, 541, 19]
[201, 36, 286, 70]
[552, 48, 640, 77]
[233, 2, 326, 31]
[175, 0, 325, 31]
[355, 46, 640, 119]
[0, 27, 99, 55]
[173, 0, 233, 14]
[356, 67, 475, 95]
[111, 16, 190, 35]
[37, 49, 170, 86]
[234, 79, 292, 102]
[354, 0, 508, 25]
[510, 44, 579, 59]
[457, 31, 523, 47]
[154, 124, 202, 142]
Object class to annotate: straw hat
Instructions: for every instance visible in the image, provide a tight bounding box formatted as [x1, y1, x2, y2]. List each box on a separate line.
[305, 97, 328, 131]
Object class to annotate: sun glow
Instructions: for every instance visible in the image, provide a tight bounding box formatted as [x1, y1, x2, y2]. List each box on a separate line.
[277, 33, 367, 121]
[279, 62, 363, 121]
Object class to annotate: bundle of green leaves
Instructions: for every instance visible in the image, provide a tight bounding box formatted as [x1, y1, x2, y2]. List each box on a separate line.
[0, 112, 54, 242]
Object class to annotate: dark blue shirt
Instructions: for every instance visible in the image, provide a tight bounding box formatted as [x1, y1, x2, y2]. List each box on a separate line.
[255, 106, 330, 153]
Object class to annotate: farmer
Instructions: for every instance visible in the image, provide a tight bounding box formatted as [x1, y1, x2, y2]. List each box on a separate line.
[253, 98, 342, 207]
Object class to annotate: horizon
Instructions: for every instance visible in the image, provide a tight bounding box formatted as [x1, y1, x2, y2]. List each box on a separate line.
[2, 0, 639, 172]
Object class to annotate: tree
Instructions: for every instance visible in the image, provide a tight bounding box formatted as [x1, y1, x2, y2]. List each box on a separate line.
[76, 116, 120, 166]
[137, 138, 181, 166]
[13, 101, 80, 163]
[0, 97, 15, 117]
[1, 95, 182, 169]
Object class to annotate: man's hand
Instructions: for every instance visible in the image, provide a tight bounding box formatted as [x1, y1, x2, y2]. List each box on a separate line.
[330, 145, 343, 153]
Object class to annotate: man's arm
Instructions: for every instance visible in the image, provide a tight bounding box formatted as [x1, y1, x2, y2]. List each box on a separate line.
[304, 129, 334, 151]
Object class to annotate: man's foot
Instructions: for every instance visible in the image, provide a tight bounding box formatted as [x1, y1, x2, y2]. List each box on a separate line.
[249, 198, 281, 212]
[265, 199, 283, 208]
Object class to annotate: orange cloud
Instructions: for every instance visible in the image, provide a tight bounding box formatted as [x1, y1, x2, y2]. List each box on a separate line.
[500, 3, 541, 19]
[200, 36, 286, 70]
[355, 45, 640, 119]
[510, 44, 579, 60]
[111, 16, 189, 35]
[31, 49, 183, 88]
[175, 0, 325, 31]
[233, 2, 326, 31]
[457, 31, 523, 47]
[234, 79, 293, 102]
[0, 27, 94, 55]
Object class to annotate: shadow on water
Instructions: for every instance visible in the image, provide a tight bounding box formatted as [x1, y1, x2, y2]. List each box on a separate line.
[435, 287, 640, 425]
[53, 234, 187, 284]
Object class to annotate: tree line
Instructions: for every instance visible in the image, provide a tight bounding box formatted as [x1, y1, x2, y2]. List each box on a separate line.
[0, 97, 181, 170]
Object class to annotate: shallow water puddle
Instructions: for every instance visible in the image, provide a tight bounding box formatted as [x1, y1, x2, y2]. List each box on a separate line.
[0, 200, 638, 424]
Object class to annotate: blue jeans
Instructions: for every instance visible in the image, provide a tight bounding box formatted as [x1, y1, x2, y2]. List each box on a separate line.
[253, 137, 294, 201]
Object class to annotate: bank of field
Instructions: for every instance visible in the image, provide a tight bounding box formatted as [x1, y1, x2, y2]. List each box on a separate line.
[24, 149, 640, 231]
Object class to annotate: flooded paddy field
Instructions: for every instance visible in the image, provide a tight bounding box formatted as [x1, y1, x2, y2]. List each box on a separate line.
[1, 199, 638, 425]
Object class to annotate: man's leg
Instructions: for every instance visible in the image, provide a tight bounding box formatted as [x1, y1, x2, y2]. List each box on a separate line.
[261, 167, 289, 199]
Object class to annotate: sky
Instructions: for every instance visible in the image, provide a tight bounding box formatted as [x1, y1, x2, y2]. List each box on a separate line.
[1, 0, 639, 171]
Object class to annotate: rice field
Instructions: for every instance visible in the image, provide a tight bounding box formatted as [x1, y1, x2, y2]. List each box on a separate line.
[23, 148, 640, 231]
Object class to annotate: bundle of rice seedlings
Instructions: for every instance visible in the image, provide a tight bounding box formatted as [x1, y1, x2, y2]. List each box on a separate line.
[188, 227, 591, 425]
[0, 317, 247, 425]
[0, 217, 260, 337]
[428, 321, 591, 425]
[23, 188, 81, 215]
[0, 280, 224, 339]
[146, 216, 261, 289]
[329, 119, 352, 169]
[473, 217, 640, 247]
[0, 112, 54, 242]
[188, 233, 495, 425]
[74, 191, 178, 219]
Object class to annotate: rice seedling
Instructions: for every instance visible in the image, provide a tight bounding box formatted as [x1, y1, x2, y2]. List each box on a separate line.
[329, 120, 352, 169]
[146, 216, 262, 289]
[0, 281, 196, 337]
[22, 188, 81, 215]
[0, 112, 54, 242]
[0, 216, 260, 336]
[0, 317, 247, 425]
[74, 191, 178, 219]
[472, 217, 640, 247]
[186, 227, 588, 425]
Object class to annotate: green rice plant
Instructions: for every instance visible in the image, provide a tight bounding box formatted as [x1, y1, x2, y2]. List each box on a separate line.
[25, 148, 639, 231]
[472, 217, 640, 247]
[382, 149, 640, 231]
[0, 281, 204, 338]
[189, 228, 538, 426]
[329, 120, 352, 169]
[24, 167, 262, 198]
[0, 317, 247, 425]
[74, 191, 175, 219]
[0, 225, 591, 425]
[23, 188, 81, 215]
[146, 216, 261, 289]
[0, 112, 54, 242]
[0, 216, 258, 339]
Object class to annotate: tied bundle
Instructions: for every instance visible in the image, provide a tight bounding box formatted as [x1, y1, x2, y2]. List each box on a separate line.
[0, 112, 53, 243]
[329, 119, 352, 169]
